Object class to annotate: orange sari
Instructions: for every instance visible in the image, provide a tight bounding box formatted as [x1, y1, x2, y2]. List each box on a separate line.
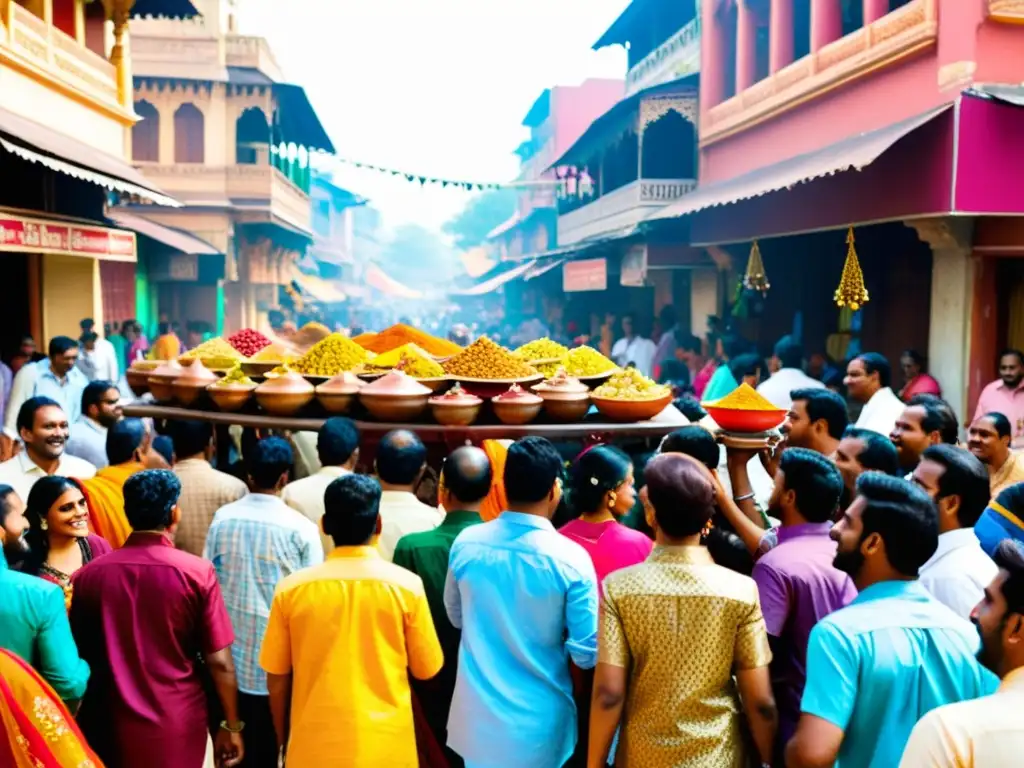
[479, 439, 511, 522]
[81, 463, 145, 549]
[0, 649, 104, 767]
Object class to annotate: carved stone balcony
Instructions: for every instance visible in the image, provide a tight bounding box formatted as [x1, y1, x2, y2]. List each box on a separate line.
[557, 178, 696, 246]
[989, 0, 1024, 24]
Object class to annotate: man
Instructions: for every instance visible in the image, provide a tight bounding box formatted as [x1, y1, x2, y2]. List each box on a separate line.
[752, 449, 856, 755]
[375, 429, 441, 560]
[846, 352, 906, 437]
[974, 348, 1024, 449]
[0, 397, 96, 501]
[260, 474, 443, 767]
[445, 436, 598, 768]
[205, 436, 322, 768]
[393, 446, 489, 754]
[0, 484, 90, 703]
[784, 388, 848, 458]
[79, 318, 119, 383]
[757, 335, 823, 410]
[890, 395, 957, 474]
[703, 333, 748, 402]
[282, 416, 360, 556]
[834, 426, 900, 504]
[900, 540, 1024, 766]
[170, 419, 248, 557]
[3, 337, 89, 443]
[82, 418, 163, 548]
[651, 304, 679, 378]
[70, 470, 243, 768]
[912, 444, 998, 618]
[610, 313, 657, 378]
[65, 380, 122, 469]
[786, 474, 998, 768]
[968, 411, 1024, 498]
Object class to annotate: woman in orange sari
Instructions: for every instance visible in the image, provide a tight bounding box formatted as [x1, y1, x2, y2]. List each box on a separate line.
[0, 648, 104, 767]
[479, 439, 511, 521]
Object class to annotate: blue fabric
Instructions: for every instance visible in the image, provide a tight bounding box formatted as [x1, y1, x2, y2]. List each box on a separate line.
[0, 557, 90, 701]
[444, 511, 598, 768]
[800, 580, 999, 768]
[702, 364, 738, 402]
[26, 359, 89, 427]
[975, 507, 1024, 558]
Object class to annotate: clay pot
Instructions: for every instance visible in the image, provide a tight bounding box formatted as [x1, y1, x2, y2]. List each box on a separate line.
[360, 370, 431, 422]
[173, 359, 219, 407]
[255, 371, 315, 416]
[429, 384, 483, 426]
[148, 360, 184, 403]
[126, 360, 161, 396]
[315, 372, 365, 415]
[491, 384, 543, 425]
[206, 382, 256, 412]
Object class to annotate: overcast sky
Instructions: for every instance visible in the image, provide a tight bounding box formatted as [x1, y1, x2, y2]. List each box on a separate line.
[240, 0, 629, 233]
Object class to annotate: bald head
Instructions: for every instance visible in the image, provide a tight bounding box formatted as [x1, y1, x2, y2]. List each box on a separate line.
[377, 429, 427, 487]
[441, 446, 493, 508]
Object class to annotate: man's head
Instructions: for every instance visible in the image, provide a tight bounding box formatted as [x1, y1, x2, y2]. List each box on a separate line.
[968, 412, 1012, 468]
[660, 425, 719, 471]
[82, 380, 122, 428]
[771, 335, 803, 374]
[158, 321, 172, 336]
[769, 447, 843, 525]
[80, 318, 95, 334]
[785, 388, 848, 452]
[907, 394, 959, 444]
[974, 540, 1024, 678]
[912, 444, 990, 534]
[834, 427, 900, 496]
[19, 336, 36, 357]
[322, 474, 382, 546]
[999, 349, 1024, 389]
[122, 321, 138, 342]
[807, 352, 830, 380]
[0, 485, 29, 560]
[727, 353, 762, 388]
[376, 430, 427, 489]
[621, 313, 636, 338]
[48, 336, 79, 377]
[675, 334, 702, 364]
[245, 436, 294, 493]
[123, 470, 182, 532]
[80, 332, 98, 352]
[890, 398, 954, 470]
[900, 349, 925, 381]
[440, 446, 492, 511]
[845, 352, 890, 404]
[641, 453, 715, 542]
[658, 304, 677, 331]
[317, 417, 360, 469]
[17, 397, 68, 463]
[106, 418, 160, 468]
[169, 419, 213, 461]
[503, 436, 563, 517]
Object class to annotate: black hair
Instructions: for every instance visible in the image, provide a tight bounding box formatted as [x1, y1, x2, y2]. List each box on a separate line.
[728, 353, 762, 382]
[323, 474, 382, 546]
[854, 473, 938, 576]
[48, 336, 78, 358]
[920, 444, 991, 528]
[658, 305, 677, 327]
[855, 352, 891, 388]
[106, 418, 147, 466]
[780, 448, 843, 523]
[842, 427, 901, 476]
[907, 394, 959, 444]
[660, 426, 719, 471]
[81, 380, 117, 415]
[0, 485, 16, 527]
[982, 412, 1012, 440]
[169, 419, 213, 459]
[152, 435, 174, 466]
[80, 318, 95, 332]
[23, 476, 84, 575]
[773, 335, 803, 369]
[317, 417, 360, 467]
[644, 453, 715, 538]
[901, 349, 926, 367]
[158, 322, 171, 335]
[246, 436, 294, 490]
[673, 395, 707, 423]
[376, 430, 427, 486]
[16, 396, 63, 436]
[504, 436, 564, 505]
[999, 348, 1024, 366]
[994, 540, 1024, 616]
[720, 333, 747, 360]
[441, 446, 493, 505]
[679, 334, 702, 354]
[791, 388, 849, 439]
[80, 332, 98, 345]
[569, 445, 632, 515]
[123, 470, 181, 530]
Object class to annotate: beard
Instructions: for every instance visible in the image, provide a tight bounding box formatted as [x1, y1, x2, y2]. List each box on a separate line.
[973, 618, 1002, 674]
[2, 532, 30, 567]
[832, 546, 865, 578]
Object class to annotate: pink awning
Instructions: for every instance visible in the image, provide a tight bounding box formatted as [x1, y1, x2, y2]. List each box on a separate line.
[452, 260, 535, 296]
[365, 264, 423, 299]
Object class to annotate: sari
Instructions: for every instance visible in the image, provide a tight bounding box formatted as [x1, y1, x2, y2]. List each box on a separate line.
[480, 439, 511, 522]
[0, 649, 104, 767]
[80, 463, 145, 549]
[900, 373, 941, 402]
[149, 334, 181, 362]
[37, 535, 112, 611]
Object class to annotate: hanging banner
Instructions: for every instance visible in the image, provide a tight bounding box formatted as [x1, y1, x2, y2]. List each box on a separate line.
[620, 244, 648, 287]
[0, 213, 136, 261]
[563, 258, 607, 292]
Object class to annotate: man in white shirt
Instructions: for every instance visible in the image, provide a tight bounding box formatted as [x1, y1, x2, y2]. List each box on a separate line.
[3, 337, 90, 443]
[611, 313, 658, 378]
[0, 397, 96, 501]
[911, 444, 998, 619]
[282, 416, 360, 556]
[375, 429, 441, 560]
[79, 318, 119, 383]
[757, 335, 823, 410]
[846, 352, 905, 437]
[65, 380, 123, 469]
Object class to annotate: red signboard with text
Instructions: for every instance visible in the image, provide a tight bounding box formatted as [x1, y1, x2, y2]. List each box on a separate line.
[0, 213, 136, 262]
[562, 258, 608, 292]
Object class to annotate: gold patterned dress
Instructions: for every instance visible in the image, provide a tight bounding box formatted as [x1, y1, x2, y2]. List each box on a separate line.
[600, 545, 772, 767]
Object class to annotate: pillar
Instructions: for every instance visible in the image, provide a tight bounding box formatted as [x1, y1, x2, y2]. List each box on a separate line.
[736, 0, 757, 92]
[73, 0, 85, 42]
[102, 0, 133, 108]
[157, 98, 175, 164]
[702, 0, 725, 108]
[770, 0, 794, 73]
[810, 0, 843, 52]
[863, 0, 888, 24]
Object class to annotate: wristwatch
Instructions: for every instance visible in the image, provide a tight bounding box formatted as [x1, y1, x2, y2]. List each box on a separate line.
[219, 720, 245, 734]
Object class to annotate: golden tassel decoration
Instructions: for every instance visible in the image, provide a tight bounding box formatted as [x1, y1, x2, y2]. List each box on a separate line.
[834, 227, 869, 311]
[743, 240, 770, 296]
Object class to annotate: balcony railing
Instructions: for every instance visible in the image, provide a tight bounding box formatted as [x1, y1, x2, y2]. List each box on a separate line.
[703, 0, 937, 145]
[557, 178, 696, 246]
[626, 16, 701, 97]
[989, 0, 1024, 24]
[225, 34, 282, 81]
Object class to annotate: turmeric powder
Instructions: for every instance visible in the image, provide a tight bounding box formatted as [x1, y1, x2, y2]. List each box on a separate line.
[355, 323, 462, 357]
[704, 383, 778, 411]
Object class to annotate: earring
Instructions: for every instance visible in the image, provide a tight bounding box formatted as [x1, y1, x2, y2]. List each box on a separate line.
[40, 521, 48, 531]
[608, 491, 617, 509]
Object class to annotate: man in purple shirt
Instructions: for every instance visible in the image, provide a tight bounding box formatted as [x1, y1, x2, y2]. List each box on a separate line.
[752, 448, 856, 759]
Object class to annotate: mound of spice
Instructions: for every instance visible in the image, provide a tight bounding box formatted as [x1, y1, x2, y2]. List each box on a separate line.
[593, 368, 670, 401]
[560, 346, 616, 377]
[181, 337, 243, 365]
[250, 342, 291, 362]
[513, 338, 569, 362]
[443, 336, 537, 380]
[704, 383, 779, 411]
[363, 343, 443, 377]
[227, 328, 272, 357]
[291, 333, 372, 376]
[212, 366, 255, 387]
[355, 323, 462, 357]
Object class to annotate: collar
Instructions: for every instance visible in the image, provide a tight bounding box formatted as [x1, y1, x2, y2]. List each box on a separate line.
[381, 490, 423, 504]
[1000, 666, 1024, 693]
[440, 510, 483, 528]
[78, 417, 107, 436]
[16, 451, 59, 476]
[124, 531, 173, 548]
[866, 386, 897, 406]
[242, 492, 285, 505]
[648, 545, 715, 565]
[850, 579, 928, 606]
[931, 528, 982, 559]
[996, 379, 1024, 393]
[317, 466, 350, 478]
[175, 457, 212, 470]
[327, 545, 380, 561]
[500, 511, 555, 531]
[776, 521, 834, 544]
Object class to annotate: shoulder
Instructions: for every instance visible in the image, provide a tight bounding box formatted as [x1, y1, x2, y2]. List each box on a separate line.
[394, 527, 439, 554]
[61, 454, 97, 479]
[5, 567, 63, 601]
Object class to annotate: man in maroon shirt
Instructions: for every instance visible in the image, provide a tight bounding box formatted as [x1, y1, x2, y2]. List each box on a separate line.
[70, 470, 244, 768]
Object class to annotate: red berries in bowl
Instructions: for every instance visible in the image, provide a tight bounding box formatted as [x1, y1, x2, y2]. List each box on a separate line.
[227, 328, 272, 358]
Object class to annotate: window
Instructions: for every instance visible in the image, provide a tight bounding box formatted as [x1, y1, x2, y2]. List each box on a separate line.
[174, 104, 205, 164]
[132, 101, 160, 163]
[235, 107, 270, 165]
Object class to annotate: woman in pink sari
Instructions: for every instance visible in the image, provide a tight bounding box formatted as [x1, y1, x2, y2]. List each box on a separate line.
[899, 349, 942, 402]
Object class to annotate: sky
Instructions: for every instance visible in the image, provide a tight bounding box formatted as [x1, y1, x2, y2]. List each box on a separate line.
[240, 0, 630, 234]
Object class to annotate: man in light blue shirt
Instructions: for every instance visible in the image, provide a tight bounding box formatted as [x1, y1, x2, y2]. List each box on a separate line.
[65, 380, 123, 469]
[3, 336, 89, 440]
[786, 474, 999, 768]
[445, 436, 598, 768]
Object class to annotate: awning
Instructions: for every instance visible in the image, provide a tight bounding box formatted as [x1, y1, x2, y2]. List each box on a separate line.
[648, 103, 954, 221]
[274, 84, 335, 154]
[971, 84, 1024, 108]
[365, 263, 423, 299]
[506, 225, 642, 263]
[0, 107, 179, 207]
[525, 258, 565, 280]
[131, 0, 199, 18]
[451, 260, 536, 296]
[460, 246, 498, 278]
[292, 270, 347, 303]
[106, 210, 220, 255]
[486, 212, 521, 240]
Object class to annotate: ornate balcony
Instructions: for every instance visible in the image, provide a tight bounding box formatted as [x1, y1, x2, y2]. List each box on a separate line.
[989, 0, 1024, 24]
[557, 178, 696, 246]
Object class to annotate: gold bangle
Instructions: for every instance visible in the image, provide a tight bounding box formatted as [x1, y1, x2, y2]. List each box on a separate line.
[220, 720, 245, 734]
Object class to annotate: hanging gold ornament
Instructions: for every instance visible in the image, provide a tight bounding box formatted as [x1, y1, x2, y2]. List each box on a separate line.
[743, 239, 770, 296]
[834, 227, 869, 311]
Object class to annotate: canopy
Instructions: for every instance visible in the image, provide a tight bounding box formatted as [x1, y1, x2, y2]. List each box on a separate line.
[292, 270, 347, 303]
[106, 210, 219, 254]
[451, 261, 535, 296]
[131, 0, 199, 19]
[365, 263, 423, 299]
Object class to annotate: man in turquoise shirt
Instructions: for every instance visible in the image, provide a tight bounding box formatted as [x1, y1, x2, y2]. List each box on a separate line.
[786, 473, 998, 768]
[0, 484, 90, 703]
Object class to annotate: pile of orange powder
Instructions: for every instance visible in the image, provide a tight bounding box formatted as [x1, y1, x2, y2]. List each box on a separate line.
[354, 323, 462, 357]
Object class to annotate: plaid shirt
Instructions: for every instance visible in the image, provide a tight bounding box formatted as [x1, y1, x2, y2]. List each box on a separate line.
[204, 493, 323, 694]
[173, 459, 248, 557]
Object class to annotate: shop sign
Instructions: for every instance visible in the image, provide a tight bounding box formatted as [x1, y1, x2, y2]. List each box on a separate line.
[621, 245, 648, 287]
[626, 17, 701, 97]
[169, 254, 199, 281]
[0, 213, 136, 261]
[563, 258, 607, 292]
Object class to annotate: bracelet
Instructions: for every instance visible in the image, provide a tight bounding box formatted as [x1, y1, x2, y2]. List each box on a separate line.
[219, 720, 245, 734]
[733, 492, 755, 502]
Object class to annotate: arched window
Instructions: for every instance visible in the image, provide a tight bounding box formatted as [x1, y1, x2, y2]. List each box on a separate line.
[641, 110, 697, 180]
[132, 101, 160, 163]
[235, 107, 270, 164]
[174, 104, 205, 164]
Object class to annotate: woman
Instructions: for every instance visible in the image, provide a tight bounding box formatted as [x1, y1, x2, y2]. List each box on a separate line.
[899, 349, 942, 401]
[479, 439, 511, 522]
[24, 476, 111, 610]
[0, 648, 104, 767]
